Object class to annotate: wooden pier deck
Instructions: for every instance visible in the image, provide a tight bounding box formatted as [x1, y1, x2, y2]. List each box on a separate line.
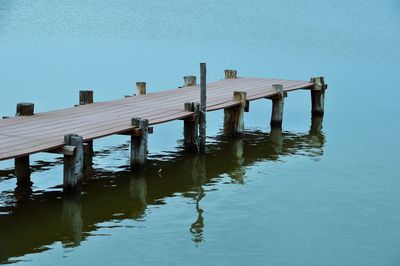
[1, 66, 327, 193]
[0, 77, 313, 161]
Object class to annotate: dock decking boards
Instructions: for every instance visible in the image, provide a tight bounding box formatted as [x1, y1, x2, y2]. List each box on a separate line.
[0, 77, 314, 161]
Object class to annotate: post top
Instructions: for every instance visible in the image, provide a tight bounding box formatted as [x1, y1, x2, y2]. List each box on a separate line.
[224, 69, 237, 79]
[17, 102, 34, 106]
[310, 77, 327, 91]
[16, 102, 34, 116]
[310, 76, 325, 84]
[272, 84, 284, 92]
[183, 75, 197, 87]
[132, 117, 149, 128]
[233, 91, 247, 102]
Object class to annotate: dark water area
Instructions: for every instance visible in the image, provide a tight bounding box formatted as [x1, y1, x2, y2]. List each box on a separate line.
[0, 127, 324, 264]
[0, 1, 399, 265]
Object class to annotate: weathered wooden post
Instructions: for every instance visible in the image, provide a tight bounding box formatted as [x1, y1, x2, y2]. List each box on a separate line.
[184, 102, 200, 152]
[14, 103, 34, 188]
[225, 69, 237, 79]
[79, 90, 93, 105]
[136, 82, 147, 95]
[225, 69, 249, 114]
[310, 77, 327, 117]
[183, 76, 197, 87]
[270, 84, 285, 128]
[224, 91, 247, 137]
[199, 63, 207, 153]
[182, 75, 199, 152]
[79, 90, 94, 176]
[131, 117, 149, 171]
[64, 134, 84, 193]
[16, 102, 34, 116]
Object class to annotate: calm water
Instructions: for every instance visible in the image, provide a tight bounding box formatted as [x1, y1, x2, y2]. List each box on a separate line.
[0, 1, 399, 265]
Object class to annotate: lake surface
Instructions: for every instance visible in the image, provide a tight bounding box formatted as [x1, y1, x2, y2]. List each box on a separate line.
[0, 1, 399, 265]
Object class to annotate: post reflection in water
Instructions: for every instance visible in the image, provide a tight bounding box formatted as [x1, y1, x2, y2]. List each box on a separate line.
[270, 127, 283, 156]
[0, 123, 325, 263]
[61, 196, 83, 247]
[228, 138, 245, 184]
[184, 155, 206, 244]
[129, 173, 147, 211]
[309, 116, 325, 151]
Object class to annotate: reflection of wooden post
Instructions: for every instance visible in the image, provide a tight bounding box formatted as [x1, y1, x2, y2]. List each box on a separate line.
[270, 84, 284, 128]
[309, 116, 325, 150]
[183, 76, 196, 87]
[188, 154, 206, 244]
[224, 91, 247, 137]
[15, 103, 34, 188]
[270, 127, 283, 154]
[79, 90, 94, 176]
[129, 174, 147, 205]
[310, 77, 327, 117]
[64, 134, 84, 193]
[229, 138, 245, 184]
[310, 116, 323, 135]
[184, 102, 200, 152]
[199, 63, 207, 153]
[131, 118, 149, 171]
[136, 82, 146, 95]
[62, 196, 83, 246]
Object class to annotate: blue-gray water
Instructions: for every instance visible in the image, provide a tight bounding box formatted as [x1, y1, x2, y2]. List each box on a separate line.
[0, 1, 399, 265]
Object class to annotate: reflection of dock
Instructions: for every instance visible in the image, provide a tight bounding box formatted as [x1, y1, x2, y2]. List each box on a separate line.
[0, 66, 326, 193]
[0, 122, 325, 263]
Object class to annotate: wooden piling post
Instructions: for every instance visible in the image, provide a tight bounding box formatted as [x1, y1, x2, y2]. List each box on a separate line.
[310, 77, 327, 117]
[270, 84, 285, 128]
[79, 90, 94, 176]
[199, 63, 207, 153]
[224, 91, 247, 137]
[131, 117, 149, 171]
[63, 134, 84, 193]
[184, 102, 200, 152]
[14, 103, 34, 188]
[225, 69, 237, 79]
[79, 90, 93, 105]
[183, 76, 197, 87]
[136, 82, 147, 95]
[16, 103, 34, 116]
[182, 76, 198, 152]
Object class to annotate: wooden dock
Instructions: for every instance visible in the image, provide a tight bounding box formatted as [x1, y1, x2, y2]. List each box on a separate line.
[0, 66, 327, 193]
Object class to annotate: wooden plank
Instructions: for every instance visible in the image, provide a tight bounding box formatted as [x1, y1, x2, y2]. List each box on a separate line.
[1, 80, 310, 143]
[0, 77, 283, 126]
[0, 78, 283, 134]
[0, 109, 194, 160]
